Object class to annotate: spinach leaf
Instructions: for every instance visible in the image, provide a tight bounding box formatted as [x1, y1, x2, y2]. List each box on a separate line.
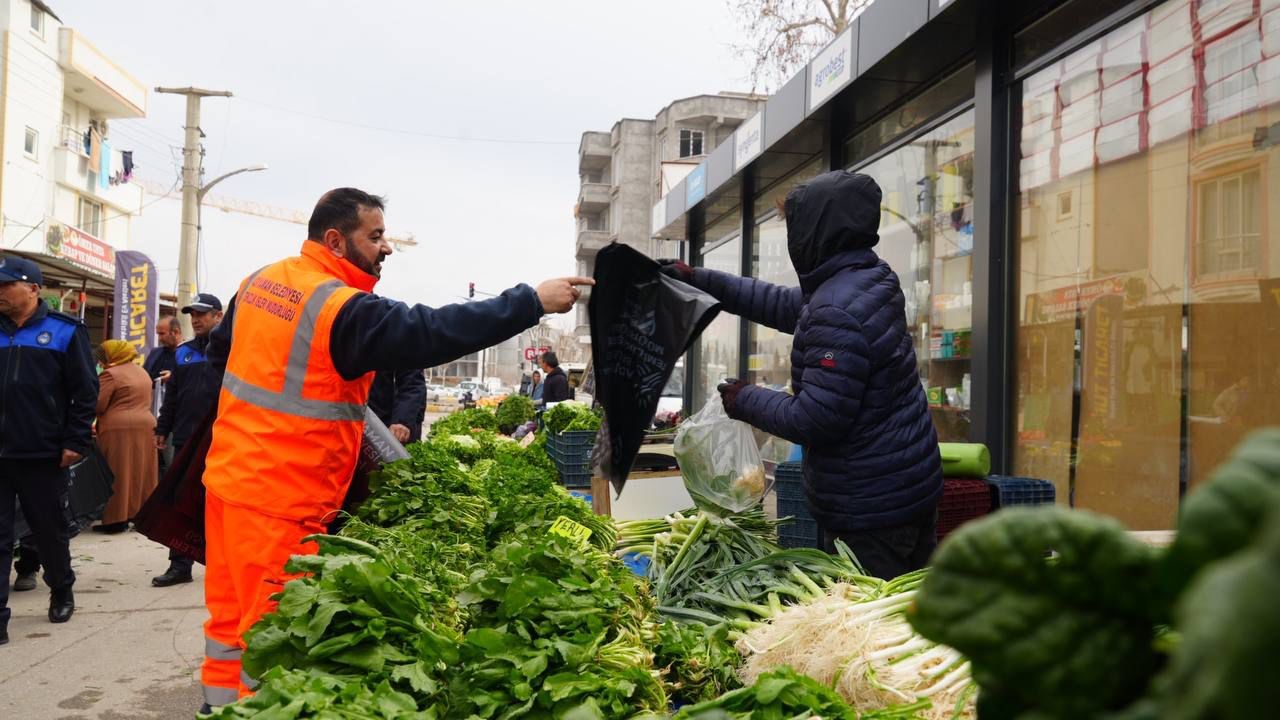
[908, 507, 1162, 718]
[1159, 428, 1280, 608]
[1151, 503, 1280, 720]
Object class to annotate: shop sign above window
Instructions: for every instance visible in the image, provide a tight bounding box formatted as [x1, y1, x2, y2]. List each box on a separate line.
[686, 165, 707, 207]
[733, 112, 764, 171]
[808, 26, 855, 112]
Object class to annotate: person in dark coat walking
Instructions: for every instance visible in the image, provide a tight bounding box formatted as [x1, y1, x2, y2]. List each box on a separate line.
[151, 293, 223, 587]
[539, 352, 571, 404]
[661, 170, 943, 579]
[0, 256, 97, 643]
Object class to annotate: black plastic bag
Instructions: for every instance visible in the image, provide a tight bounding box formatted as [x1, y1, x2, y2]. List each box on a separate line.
[589, 242, 720, 495]
[13, 443, 114, 540]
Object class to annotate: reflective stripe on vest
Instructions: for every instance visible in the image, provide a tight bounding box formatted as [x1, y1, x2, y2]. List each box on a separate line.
[203, 684, 240, 706]
[218, 279, 364, 422]
[205, 637, 242, 661]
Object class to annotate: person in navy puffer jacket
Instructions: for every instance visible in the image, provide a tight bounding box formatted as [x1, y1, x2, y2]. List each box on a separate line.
[661, 170, 943, 579]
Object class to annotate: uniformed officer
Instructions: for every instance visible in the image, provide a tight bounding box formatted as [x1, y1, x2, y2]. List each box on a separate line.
[0, 256, 98, 645]
[151, 293, 223, 588]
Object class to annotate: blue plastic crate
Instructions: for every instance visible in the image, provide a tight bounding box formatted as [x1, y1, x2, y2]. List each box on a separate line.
[568, 490, 593, 505]
[546, 431, 596, 488]
[775, 462, 820, 549]
[985, 475, 1055, 508]
[622, 552, 651, 578]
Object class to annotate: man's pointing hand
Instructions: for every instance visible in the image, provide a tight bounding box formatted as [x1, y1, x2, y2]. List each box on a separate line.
[536, 277, 595, 314]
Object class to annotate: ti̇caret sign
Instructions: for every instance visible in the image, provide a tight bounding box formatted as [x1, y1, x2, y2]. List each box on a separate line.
[808, 27, 854, 113]
[112, 251, 158, 360]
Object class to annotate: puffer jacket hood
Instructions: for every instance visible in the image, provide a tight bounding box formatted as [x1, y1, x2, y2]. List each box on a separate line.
[785, 170, 883, 278]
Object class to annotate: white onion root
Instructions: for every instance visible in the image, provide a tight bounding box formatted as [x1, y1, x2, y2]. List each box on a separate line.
[736, 583, 977, 720]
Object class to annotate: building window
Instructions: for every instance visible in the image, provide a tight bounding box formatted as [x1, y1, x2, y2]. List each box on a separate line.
[679, 129, 704, 158]
[1196, 168, 1262, 279]
[1056, 191, 1074, 220]
[30, 4, 43, 36]
[23, 127, 38, 160]
[77, 196, 103, 239]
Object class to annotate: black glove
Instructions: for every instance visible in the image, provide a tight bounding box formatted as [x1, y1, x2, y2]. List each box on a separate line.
[657, 259, 694, 284]
[717, 379, 748, 417]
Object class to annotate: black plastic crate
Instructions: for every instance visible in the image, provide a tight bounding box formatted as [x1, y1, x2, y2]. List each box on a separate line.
[985, 475, 1056, 509]
[775, 462, 820, 549]
[546, 431, 596, 488]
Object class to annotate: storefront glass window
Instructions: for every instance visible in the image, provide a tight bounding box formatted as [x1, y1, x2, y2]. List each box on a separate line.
[1013, 0, 1280, 530]
[695, 210, 743, 408]
[747, 214, 799, 394]
[849, 109, 978, 443]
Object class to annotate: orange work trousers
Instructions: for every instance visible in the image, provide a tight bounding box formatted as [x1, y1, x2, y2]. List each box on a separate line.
[201, 492, 323, 706]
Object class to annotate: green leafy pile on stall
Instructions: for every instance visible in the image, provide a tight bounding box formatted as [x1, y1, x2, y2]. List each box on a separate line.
[909, 428, 1280, 720]
[494, 393, 537, 435]
[542, 402, 602, 435]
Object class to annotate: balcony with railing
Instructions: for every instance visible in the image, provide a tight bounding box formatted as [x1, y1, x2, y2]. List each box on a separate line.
[52, 125, 143, 212]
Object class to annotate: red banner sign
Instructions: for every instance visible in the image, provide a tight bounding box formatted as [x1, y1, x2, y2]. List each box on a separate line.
[523, 346, 551, 361]
[45, 221, 115, 278]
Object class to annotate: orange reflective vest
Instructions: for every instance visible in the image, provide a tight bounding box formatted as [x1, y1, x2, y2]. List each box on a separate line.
[203, 242, 378, 522]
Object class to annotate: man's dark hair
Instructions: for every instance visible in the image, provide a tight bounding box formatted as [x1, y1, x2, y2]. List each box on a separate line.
[167, 316, 182, 331]
[307, 188, 386, 241]
[540, 351, 559, 369]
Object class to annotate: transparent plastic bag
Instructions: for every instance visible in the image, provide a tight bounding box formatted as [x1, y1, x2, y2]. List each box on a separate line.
[673, 394, 771, 514]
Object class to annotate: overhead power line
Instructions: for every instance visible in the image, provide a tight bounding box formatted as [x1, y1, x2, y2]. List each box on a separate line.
[238, 97, 577, 146]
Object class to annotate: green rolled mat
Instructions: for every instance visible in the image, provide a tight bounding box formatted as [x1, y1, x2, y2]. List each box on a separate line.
[939, 442, 991, 478]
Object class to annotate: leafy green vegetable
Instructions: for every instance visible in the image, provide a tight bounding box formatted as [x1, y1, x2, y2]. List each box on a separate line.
[1158, 428, 1280, 608]
[1151, 503, 1280, 720]
[201, 667, 437, 719]
[447, 532, 666, 717]
[543, 402, 602, 435]
[672, 666, 860, 719]
[653, 620, 742, 704]
[430, 407, 498, 436]
[495, 394, 536, 434]
[240, 535, 461, 703]
[908, 507, 1162, 719]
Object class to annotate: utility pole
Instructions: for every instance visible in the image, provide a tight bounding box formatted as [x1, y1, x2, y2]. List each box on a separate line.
[155, 86, 232, 336]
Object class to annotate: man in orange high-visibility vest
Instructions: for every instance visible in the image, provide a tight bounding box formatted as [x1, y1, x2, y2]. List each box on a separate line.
[195, 188, 591, 711]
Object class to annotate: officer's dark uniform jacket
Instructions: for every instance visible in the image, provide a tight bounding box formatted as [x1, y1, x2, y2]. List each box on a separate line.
[156, 334, 216, 448]
[0, 300, 98, 460]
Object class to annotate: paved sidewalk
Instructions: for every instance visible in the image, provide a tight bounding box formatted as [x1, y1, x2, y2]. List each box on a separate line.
[1, 530, 205, 720]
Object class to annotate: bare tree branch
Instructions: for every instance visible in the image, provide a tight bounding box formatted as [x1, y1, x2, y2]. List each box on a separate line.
[727, 0, 872, 93]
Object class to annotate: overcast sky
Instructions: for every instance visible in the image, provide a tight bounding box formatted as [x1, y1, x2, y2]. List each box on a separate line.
[55, 1, 755, 326]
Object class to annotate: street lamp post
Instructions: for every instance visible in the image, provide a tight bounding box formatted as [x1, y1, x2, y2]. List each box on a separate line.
[175, 163, 267, 336]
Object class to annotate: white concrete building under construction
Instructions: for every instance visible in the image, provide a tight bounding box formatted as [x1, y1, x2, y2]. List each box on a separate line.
[573, 92, 765, 335]
[0, 0, 149, 341]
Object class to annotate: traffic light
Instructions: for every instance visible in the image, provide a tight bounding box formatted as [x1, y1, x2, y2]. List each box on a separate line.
[468, 282, 475, 299]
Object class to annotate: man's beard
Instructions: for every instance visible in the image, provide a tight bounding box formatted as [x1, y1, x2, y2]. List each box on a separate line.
[344, 238, 382, 278]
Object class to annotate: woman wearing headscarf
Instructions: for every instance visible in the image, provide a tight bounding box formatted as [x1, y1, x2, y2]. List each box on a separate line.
[94, 340, 158, 533]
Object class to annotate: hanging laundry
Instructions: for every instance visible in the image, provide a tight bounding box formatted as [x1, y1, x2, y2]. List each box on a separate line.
[88, 127, 102, 174]
[99, 138, 112, 190]
[121, 150, 134, 181]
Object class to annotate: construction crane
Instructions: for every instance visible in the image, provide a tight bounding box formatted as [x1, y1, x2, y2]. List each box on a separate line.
[136, 178, 417, 250]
